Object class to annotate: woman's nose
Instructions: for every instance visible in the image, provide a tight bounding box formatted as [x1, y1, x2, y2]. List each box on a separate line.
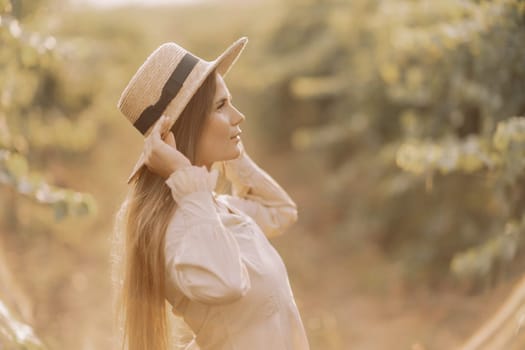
[231, 107, 245, 125]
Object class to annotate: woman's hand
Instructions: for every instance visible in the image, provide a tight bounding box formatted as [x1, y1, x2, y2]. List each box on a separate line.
[143, 115, 192, 179]
[222, 139, 251, 183]
[236, 138, 246, 159]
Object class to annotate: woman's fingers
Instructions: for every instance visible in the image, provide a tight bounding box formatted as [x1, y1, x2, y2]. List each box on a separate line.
[144, 116, 164, 160]
[143, 115, 190, 177]
[145, 118, 160, 147]
[146, 116, 170, 149]
[154, 115, 165, 133]
[166, 131, 176, 147]
[156, 115, 177, 148]
[159, 115, 172, 140]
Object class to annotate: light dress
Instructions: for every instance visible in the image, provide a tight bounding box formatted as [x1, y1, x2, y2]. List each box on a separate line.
[163, 149, 310, 350]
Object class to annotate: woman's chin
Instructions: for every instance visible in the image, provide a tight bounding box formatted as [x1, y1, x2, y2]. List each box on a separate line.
[233, 149, 242, 159]
[228, 144, 242, 160]
[214, 144, 242, 163]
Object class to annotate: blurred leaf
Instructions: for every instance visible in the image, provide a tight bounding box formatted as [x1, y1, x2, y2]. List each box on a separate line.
[4, 151, 28, 179]
[0, 300, 47, 350]
[290, 75, 347, 99]
[451, 218, 522, 280]
[53, 199, 68, 221]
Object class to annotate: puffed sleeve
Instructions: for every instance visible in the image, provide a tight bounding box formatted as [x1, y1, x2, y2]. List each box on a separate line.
[218, 148, 298, 239]
[164, 165, 251, 305]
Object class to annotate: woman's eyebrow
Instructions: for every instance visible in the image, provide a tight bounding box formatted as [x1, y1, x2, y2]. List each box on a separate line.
[215, 94, 232, 105]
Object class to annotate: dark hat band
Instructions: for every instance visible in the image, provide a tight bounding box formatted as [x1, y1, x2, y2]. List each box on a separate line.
[133, 52, 199, 135]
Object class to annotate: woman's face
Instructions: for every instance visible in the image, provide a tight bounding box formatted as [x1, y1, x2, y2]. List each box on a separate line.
[195, 73, 245, 168]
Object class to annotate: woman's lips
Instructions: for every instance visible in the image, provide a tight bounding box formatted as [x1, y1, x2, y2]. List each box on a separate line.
[230, 131, 242, 141]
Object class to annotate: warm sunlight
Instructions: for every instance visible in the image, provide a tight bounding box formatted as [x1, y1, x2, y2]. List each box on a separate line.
[2, 0, 525, 349]
[70, 0, 208, 8]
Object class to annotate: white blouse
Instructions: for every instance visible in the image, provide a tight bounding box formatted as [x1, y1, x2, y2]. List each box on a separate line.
[163, 150, 310, 350]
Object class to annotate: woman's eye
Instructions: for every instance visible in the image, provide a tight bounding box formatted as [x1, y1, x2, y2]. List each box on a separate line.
[217, 103, 225, 110]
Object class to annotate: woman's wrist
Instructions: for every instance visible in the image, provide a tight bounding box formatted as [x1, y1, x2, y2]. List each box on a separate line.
[164, 160, 192, 179]
[165, 165, 219, 203]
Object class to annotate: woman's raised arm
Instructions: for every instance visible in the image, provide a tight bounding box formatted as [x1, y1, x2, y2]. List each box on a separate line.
[164, 165, 251, 305]
[218, 146, 298, 239]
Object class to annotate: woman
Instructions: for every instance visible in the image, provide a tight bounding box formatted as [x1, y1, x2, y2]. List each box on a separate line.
[112, 36, 310, 350]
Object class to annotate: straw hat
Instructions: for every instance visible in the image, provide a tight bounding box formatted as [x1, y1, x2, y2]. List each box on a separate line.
[117, 36, 249, 184]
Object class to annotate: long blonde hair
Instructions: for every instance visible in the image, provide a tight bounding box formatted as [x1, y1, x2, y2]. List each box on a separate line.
[111, 69, 219, 350]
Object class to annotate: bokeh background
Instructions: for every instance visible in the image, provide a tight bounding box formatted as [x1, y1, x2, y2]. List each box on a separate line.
[1, 0, 525, 349]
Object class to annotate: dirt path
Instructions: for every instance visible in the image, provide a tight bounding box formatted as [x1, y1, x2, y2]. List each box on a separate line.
[274, 225, 521, 350]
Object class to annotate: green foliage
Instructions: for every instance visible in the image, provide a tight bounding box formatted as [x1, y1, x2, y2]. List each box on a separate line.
[396, 115, 525, 282]
[0, 300, 47, 350]
[0, 0, 97, 220]
[0, 149, 97, 220]
[1, 1, 102, 347]
[451, 218, 522, 280]
[255, 0, 525, 287]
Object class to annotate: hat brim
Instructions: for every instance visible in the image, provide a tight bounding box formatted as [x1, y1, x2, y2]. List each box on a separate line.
[126, 36, 248, 185]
